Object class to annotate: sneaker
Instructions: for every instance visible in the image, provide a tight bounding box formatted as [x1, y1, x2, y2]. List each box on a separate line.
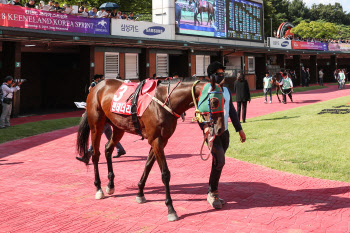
[113, 150, 126, 158]
[207, 191, 222, 209]
[219, 198, 225, 205]
[76, 150, 93, 165]
[283, 101, 286, 104]
[269, 101, 272, 104]
[264, 100, 267, 103]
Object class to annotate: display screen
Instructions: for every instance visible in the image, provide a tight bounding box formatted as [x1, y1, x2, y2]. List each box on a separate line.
[175, 0, 263, 42]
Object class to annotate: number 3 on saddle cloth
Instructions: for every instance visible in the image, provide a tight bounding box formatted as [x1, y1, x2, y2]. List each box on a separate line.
[110, 79, 158, 116]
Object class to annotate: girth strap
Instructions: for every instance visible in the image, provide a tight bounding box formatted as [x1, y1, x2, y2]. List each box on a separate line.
[131, 80, 146, 140]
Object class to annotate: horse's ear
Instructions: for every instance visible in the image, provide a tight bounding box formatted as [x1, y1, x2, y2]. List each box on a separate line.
[210, 75, 216, 91]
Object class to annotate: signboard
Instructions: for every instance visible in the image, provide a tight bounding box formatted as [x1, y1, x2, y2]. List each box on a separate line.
[328, 43, 350, 52]
[292, 41, 328, 51]
[0, 4, 110, 35]
[268, 37, 292, 49]
[175, 0, 263, 42]
[111, 19, 173, 40]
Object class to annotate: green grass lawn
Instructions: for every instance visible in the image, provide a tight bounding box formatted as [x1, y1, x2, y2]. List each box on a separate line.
[232, 85, 327, 102]
[0, 117, 80, 144]
[228, 96, 350, 182]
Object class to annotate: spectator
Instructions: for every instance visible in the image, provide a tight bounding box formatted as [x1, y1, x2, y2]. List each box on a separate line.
[12, 0, 22, 6]
[97, 8, 109, 18]
[37, 0, 44, 9]
[301, 67, 307, 87]
[116, 11, 122, 19]
[110, 9, 118, 18]
[1, 76, 22, 129]
[81, 7, 89, 17]
[319, 69, 324, 86]
[306, 68, 310, 87]
[88, 7, 98, 18]
[25, 0, 36, 8]
[127, 12, 134, 20]
[152, 74, 157, 79]
[263, 72, 273, 104]
[50, 2, 63, 12]
[62, 4, 73, 14]
[121, 12, 127, 19]
[234, 73, 251, 123]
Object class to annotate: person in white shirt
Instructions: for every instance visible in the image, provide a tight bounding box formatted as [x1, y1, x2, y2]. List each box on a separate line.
[1, 76, 22, 129]
[97, 8, 109, 18]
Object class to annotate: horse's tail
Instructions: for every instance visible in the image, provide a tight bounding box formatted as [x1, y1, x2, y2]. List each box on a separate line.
[76, 112, 90, 158]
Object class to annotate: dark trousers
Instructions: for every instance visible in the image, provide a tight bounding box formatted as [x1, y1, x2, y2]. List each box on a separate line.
[319, 78, 323, 86]
[209, 130, 230, 193]
[236, 101, 247, 123]
[89, 124, 125, 153]
[282, 89, 293, 103]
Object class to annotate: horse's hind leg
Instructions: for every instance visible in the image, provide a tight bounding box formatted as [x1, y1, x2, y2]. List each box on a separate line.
[152, 138, 178, 221]
[91, 118, 106, 199]
[136, 147, 156, 204]
[104, 125, 124, 195]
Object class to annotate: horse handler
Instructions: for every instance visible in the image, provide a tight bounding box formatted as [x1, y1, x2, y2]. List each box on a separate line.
[203, 61, 246, 209]
[279, 72, 294, 104]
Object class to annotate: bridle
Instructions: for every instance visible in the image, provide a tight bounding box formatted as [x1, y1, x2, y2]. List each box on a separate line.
[191, 80, 224, 161]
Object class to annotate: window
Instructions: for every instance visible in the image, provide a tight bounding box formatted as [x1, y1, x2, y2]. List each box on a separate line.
[196, 55, 210, 76]
[125, 53, 139, 80]
[156, 53, 169, 78]
[104, 52, 119, 79]
[248, 56, 255, 74]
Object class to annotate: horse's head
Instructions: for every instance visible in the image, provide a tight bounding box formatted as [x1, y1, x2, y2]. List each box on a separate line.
[194, 79, 225, 137]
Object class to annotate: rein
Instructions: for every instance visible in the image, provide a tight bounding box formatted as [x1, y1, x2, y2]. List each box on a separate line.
[147, 81, 182, 118]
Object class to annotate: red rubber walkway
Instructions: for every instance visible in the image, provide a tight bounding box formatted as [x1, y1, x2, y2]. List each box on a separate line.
[0, 84, 350, 232]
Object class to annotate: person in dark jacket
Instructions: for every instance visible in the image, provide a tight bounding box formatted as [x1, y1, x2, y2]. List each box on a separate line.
[301, 67, 307, 87]
[234, 73, 251, 123]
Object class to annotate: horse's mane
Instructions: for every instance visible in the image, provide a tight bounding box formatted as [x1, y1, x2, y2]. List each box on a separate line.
[158, 77, 208, 86]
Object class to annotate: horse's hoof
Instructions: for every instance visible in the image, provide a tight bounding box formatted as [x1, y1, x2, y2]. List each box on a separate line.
[106, 187, 115, 195]
[136, 196, 147, 204]
[95, 190, 105, 199]
[167, 213, 179, 221]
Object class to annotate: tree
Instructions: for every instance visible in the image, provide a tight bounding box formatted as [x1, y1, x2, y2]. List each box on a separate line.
[290, 21, 338, 39]
[310, 3, 347, 25]
[288, 0, 310, 25]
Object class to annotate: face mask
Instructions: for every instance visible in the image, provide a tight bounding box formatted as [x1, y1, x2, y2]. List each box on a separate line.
[213, 72, 225, 84]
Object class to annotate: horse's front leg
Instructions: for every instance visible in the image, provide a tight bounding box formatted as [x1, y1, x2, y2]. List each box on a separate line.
[152, 139, 178, 221]
[104, 125, 124, 195]
[136, 147, 156, 204]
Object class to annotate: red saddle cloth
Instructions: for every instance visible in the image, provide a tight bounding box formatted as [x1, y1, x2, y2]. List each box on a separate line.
[110, 79, 158, 116]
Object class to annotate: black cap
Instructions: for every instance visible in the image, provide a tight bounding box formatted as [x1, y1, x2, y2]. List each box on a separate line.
[207, 61, 225, 77]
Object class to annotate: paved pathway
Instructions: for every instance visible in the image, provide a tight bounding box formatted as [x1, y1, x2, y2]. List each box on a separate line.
[0, 84, 350, 233]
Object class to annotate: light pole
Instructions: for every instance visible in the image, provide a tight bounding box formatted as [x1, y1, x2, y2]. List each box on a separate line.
[270, 18, 273, 38]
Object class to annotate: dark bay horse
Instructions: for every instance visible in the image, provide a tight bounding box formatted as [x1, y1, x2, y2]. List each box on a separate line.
[76, 78, 225, 221]
[194, 0, 215, 26]
[272, 73, 282, 103]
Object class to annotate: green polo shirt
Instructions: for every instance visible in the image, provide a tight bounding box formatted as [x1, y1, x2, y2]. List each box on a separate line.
[263, 77, 272, 89]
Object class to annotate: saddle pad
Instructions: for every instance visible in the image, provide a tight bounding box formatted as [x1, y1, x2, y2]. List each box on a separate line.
[110, 79, 158, 116]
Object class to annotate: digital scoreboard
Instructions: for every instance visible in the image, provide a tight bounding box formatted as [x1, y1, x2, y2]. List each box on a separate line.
[176, 0, 263, 42]
[226, 0, 263, 41]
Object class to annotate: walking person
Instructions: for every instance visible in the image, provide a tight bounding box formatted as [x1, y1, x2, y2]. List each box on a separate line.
[279, 72, 293, 104]
[1, 76, 22, 129]
[203, 61, 246, 209]
[263, 72, 273, 103]
[234, 73, 251, 123]
[319, 69, 324, 86]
